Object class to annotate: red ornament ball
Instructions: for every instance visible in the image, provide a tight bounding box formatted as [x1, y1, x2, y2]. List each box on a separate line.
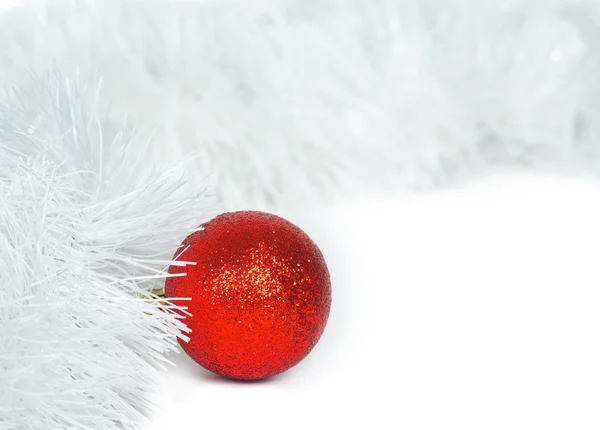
[165, 211, 332, 380]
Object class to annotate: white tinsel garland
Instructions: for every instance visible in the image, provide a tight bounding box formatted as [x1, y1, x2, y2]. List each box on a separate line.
[2, 0, 600, 206]
[0, 74, 215, 429]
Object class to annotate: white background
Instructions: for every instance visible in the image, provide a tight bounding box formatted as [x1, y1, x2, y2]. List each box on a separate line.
[3, 2, 599, 429]
[147, 172, 600, 430]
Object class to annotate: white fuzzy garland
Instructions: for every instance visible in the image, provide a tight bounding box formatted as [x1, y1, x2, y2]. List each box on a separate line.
[2, 0, 600, 206]
[0, 74, 215, 429]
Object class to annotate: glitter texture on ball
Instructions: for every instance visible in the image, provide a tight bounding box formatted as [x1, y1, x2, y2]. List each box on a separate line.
[165, 211, 332, 380]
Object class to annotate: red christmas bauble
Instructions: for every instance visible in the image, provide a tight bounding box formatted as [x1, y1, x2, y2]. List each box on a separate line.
[165, 211, 331, 380]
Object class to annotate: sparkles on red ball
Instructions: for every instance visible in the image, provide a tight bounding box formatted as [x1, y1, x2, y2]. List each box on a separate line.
[165, 211, 331, 380]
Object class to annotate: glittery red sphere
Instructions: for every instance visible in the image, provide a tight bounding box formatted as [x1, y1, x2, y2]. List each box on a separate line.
[165, 211, 331, 380]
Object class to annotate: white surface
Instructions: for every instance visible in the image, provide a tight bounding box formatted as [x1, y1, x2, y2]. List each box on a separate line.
[147, 172, 600, 430]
